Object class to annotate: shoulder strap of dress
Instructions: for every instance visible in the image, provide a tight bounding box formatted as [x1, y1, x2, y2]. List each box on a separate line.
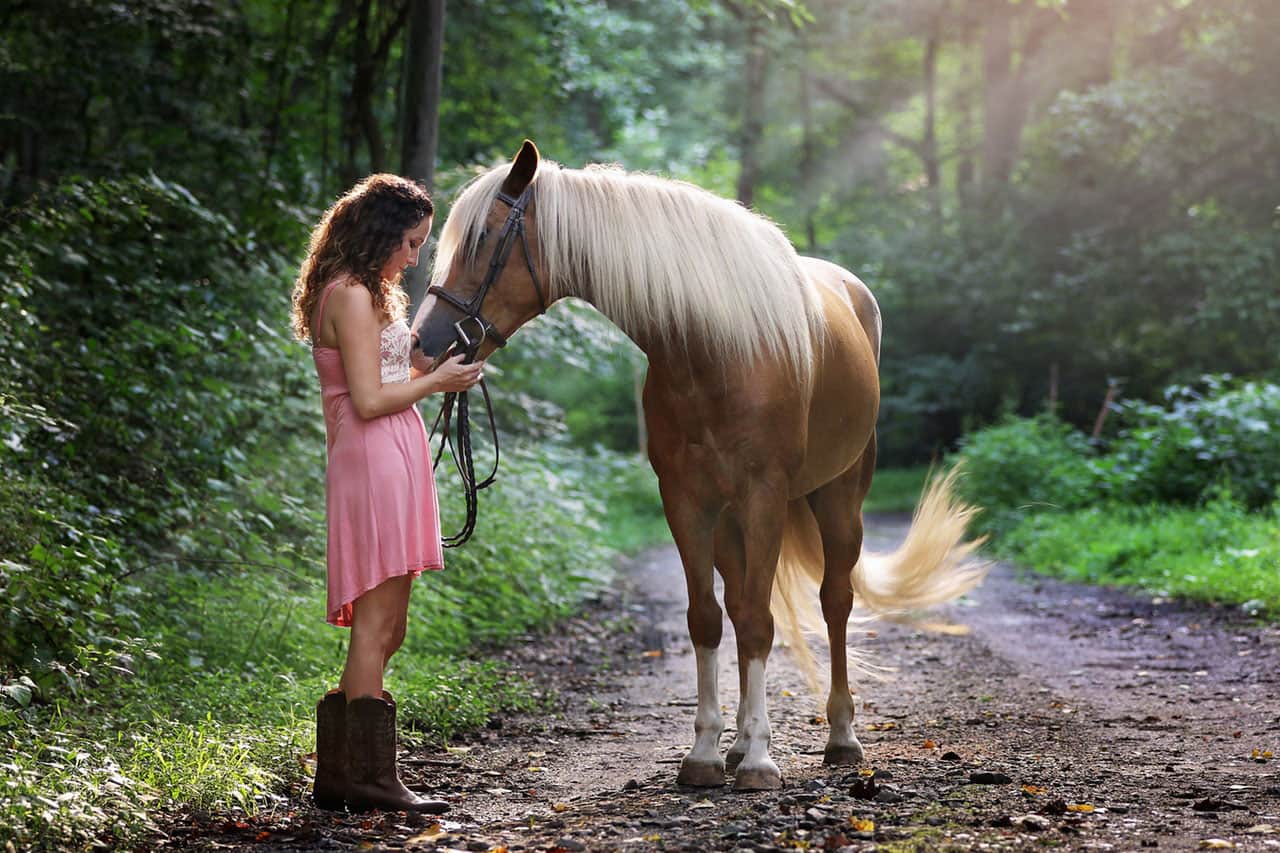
[314, 279, 344, 338]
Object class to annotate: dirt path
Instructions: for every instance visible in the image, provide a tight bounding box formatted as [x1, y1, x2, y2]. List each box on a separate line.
[171, 517, 1280, 852]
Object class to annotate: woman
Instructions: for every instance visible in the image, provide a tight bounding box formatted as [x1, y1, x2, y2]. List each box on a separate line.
[291, 174, 482, 814]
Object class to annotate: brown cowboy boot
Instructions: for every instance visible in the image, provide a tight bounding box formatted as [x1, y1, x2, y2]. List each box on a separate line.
[345, 692, 449, 814]
[313, 690, 347, 810]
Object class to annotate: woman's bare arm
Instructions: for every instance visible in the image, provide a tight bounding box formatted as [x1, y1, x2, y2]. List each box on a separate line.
[329, 284, 481, 419]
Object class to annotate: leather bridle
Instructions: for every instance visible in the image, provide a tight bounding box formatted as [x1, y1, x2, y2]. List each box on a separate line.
[425, 185, 546, 359]
[423, 183, 546, 548]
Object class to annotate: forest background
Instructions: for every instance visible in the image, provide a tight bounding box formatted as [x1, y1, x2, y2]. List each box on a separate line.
[1, 0, 1277, 848]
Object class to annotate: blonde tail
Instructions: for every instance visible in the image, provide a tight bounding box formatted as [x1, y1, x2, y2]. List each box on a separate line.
[770, 467, 989, 693]
[770, 499, 826, 693]
[852, 467, 989, 616]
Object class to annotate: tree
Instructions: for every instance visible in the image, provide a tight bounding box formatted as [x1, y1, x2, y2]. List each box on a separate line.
[401, 0, 446, 304]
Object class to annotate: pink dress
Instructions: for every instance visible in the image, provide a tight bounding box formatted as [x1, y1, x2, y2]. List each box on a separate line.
[312, 281, 444, 626]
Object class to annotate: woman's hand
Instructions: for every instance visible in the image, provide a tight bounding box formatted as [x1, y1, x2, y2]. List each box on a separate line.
[429, 353, 485, 393]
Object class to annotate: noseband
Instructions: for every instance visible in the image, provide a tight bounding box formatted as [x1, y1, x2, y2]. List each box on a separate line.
[425, 186, 547, 358]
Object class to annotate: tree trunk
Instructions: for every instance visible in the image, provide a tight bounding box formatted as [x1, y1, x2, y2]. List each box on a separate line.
[736, 18, 767, 208]
[923, 25, 941, 222]
[799, 41, 816, 252]
[955, 16, 977, 212]
[981, 1, 1053, 193]
[1071, 0, 1115, 89]
[981, 0, 1015, 189]
[260, 0, 300, 197]
[401, 0, 446, 307]
[401, 0, 445, 190]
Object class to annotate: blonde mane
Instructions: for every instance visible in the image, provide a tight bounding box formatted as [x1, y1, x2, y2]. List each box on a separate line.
[431, 159, 823, 378]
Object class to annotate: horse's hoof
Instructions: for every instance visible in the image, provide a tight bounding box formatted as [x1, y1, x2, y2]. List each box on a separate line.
[823, 742, 865, 766]
[732, 765, 782, 791]
[724, 749, 746, 771]
[677, 758, 726, 787]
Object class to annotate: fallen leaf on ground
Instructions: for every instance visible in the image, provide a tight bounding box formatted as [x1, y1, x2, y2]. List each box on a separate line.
[921, 739, 938, 749]
[849, 817, 875, 832]
[1021, 785, 1047, 795]
[865, 722, 897, 731]
[552, 802, 568, 812]
[1067, 803, 1095, 813]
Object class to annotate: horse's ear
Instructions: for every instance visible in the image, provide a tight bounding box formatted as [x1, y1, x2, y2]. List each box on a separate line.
[500, 139, 539, 197]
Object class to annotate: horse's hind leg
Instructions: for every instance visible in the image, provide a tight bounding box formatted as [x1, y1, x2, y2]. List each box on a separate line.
[661, 489, 728, 788]
[718, 494, 787, 791]
[715, 515, 749, 773]
[808, 436, 876, 765]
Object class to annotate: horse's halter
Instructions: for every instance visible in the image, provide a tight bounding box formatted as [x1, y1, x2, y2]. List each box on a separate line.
[425, 185, 547, 359]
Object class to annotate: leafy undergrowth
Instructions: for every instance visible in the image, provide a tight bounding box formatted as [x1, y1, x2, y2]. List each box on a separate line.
[0, 176, 670, 850]
[994, 492, 1280, 615]
[864, 466, 932, 515]
[0, 437, 664, 851]
[952, 381, 1280, 616]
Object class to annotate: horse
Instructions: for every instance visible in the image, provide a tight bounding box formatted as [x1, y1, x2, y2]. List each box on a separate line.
[414, 140, 987, 791]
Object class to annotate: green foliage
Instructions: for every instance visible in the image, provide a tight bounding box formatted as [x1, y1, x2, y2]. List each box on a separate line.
[954, 378, 1280, 614]
[995, 494, 1280, 616]
[864, 466, 932, 515]
[1100, 377, 1280, 510]
[955, 377, 1280, 535]
[0, 176, 309, 680]
[953, 414, 1099, 537]
[0, 176, 667, 849]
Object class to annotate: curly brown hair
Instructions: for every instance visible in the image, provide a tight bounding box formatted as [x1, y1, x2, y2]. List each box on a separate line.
[291, 174, 434, 342]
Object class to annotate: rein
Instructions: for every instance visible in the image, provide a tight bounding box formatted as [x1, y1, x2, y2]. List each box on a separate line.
[425, 185, 547, 548]
[427, 365, 499, 548]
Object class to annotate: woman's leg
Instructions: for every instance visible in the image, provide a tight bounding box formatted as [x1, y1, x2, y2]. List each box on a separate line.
[384, 595, 410, 671]
[339, 574, 412, 699]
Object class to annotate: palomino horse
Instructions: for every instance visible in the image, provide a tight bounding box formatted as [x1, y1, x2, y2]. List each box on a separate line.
[415, 141, 986, 791]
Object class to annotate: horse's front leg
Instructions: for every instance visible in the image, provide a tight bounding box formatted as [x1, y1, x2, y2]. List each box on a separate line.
[720, 496, 786, 791]
[661, 484, 727, 788]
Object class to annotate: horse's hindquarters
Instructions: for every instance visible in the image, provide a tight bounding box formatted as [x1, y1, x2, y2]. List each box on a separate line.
[790, 268, 880, 496]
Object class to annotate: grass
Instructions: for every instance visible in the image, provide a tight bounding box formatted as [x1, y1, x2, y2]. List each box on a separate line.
[865, 466, 932, 514]
[994, 494, 1280, 614]
[0, 433, 667, 851]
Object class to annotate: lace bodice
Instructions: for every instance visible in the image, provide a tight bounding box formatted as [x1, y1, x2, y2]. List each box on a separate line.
[379, 319, 413, 384]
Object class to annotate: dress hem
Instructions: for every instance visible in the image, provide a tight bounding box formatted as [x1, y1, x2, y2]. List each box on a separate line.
[327, 560, 445, 628]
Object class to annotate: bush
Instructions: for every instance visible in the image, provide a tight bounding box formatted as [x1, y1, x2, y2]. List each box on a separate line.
[1100, 376, 1280, 510]
[0, 175, 314, 680]
[953, 413, 1099, 536]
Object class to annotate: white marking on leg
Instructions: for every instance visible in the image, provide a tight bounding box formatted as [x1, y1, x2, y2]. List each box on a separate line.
[826, 687, 861, 753]
[737, 658, 779, 778]
[726, 692, 748, 763]
[686, 645, 723, 764]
